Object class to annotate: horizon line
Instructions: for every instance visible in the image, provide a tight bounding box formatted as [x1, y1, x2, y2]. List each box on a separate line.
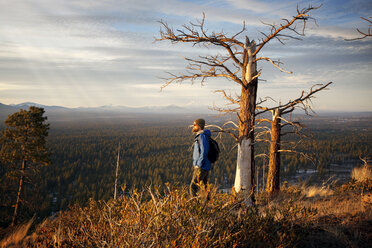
[1, 102, 371, 114]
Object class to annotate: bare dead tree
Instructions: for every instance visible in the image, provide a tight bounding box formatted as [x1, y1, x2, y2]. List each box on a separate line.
[156, 6, 320, 202]
[114, 142, 120, 200]
[256, 82, 332, 194]
[345, 17, 372, 41]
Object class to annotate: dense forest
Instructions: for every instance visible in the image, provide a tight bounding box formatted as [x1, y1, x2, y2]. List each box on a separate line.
[0, 112, 371, 226]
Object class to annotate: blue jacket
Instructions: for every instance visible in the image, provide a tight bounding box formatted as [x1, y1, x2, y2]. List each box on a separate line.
[193, 129, 211, 171]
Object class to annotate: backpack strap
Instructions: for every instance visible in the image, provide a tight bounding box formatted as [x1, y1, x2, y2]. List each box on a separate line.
[195, 135, 201, 154]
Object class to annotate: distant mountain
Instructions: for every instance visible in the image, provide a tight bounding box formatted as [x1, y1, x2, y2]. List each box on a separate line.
[1, 102, 210, 112]
[10, 102, 70, 111]
[72, 104, 211, 114]
[0, 102, 213, 123]
[10, 102, 47, 108]
[2, 102, 370, 124]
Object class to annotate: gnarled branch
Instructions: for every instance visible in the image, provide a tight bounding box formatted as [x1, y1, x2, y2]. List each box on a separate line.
[256, 82, 332, 116]
[255, 57, 293, 74]
[254, 5, 321, 57]
[345, 17, 372, 41]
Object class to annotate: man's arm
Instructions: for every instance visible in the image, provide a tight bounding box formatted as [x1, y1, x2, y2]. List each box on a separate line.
[195, 134, 209, 167]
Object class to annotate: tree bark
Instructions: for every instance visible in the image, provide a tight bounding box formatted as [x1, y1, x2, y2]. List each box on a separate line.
[12, 159, 25, 226]
[234, 39, 257, 202]
[266, 109, 281, 194]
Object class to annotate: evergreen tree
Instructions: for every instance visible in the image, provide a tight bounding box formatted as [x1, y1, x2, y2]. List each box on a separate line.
[0, 106, 49, 226]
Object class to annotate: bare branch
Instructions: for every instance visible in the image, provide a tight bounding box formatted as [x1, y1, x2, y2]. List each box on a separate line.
[281, 82, 332, 113]
[255, 57, 293, 74]
[223, 120, 239, 129]
[257, 96, 277, 107]
[255, 127, 271, 143]
[254, 5, 321, 57]
[251, 70, 262, 81]
[231, 21, 247, 39]
[255, 118, 272, 124]
[206, 123, 239, 141]
[157, 15, 250, 90]
[256, 82, 332, 116]
[185, 56, 244, 87]
[211, 104, 240, 117]
[156, 17, 245, 68]
[255, 153, 269, 159]
[277, 149, 315, 165]
[215, 90, 240, 105]
[345, 17, 372, 41]
[160, 67, 243, 90]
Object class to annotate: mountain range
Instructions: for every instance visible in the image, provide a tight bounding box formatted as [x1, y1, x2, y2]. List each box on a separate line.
[0, 102, 214, 123]
[1, 102, 371, 124]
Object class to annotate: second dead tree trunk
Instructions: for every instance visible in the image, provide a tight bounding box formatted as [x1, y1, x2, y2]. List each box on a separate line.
[257, 82, 332, 194]
[265, 109, 281, 193]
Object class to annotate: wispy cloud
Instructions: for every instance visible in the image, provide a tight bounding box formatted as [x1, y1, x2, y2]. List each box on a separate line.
[308, 25, 362, 40]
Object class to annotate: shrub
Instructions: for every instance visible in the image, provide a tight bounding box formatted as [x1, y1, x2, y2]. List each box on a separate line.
[24, 185, 309, 248]
[352, 165, 372, 183]
[303, 185, 333, 198]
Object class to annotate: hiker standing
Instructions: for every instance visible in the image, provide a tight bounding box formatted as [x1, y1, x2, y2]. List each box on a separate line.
[190, 118, 211, 197]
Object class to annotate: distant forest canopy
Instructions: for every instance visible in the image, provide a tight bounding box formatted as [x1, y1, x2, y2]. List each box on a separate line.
[0, 110, 371, 225]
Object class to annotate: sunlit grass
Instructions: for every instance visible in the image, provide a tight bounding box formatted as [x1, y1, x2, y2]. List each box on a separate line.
[352, 165, 372, 183]
[0, 217, 34, 248]
[1, 179, 371, 248]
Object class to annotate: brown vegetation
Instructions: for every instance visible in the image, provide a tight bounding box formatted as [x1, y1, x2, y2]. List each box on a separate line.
[1, 180, 371, 248]
[0, 217, 34, 248]
[352, 165, 372, 184]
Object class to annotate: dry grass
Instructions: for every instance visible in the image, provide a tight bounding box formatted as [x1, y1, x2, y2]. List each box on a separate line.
[352, 165, 372, 183]
[2, 181, 371, 248]
[303, 191, 372, 248]
[258, 180, 372, 248]
[0, 217, 34, 248]
[310, 193, 369, 218]
[11, 185, 311, 248]
[303, 185, 334, 198]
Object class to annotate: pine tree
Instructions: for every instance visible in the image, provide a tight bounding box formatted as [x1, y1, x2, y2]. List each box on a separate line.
[0, 106, 49, 226]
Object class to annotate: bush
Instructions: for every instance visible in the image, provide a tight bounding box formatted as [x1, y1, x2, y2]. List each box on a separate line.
[24, 185, 309, 248]
[352, 165, 372, 184]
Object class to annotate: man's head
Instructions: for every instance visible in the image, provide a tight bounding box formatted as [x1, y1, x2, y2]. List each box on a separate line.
[192, 118, 205, 133]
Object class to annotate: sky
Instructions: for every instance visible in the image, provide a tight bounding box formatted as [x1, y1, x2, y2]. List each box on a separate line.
[0, 0, 371, 112]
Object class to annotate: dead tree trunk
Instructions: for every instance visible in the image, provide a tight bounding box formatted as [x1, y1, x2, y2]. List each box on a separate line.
[11, 159, 25, 226]
[257, 82, 333, 194]
[234, 39, 257, 202]
[114, 142, 120, 200]
[266, 109, 281, 194]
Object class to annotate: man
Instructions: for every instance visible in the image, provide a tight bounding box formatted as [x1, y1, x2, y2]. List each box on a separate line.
[190, 118, 211, 197]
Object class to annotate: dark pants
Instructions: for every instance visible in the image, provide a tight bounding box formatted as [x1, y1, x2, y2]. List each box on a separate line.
[190, 167, 209, 197]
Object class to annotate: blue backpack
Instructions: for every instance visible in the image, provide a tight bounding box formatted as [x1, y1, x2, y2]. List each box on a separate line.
[196, 134, 220, 164]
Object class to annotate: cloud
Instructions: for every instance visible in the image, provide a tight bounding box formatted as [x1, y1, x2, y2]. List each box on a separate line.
[226, 0, 291, 16]
[308, 26, 362, 40]
[0, 83, 24, 91]
[0, 0, 371, 111]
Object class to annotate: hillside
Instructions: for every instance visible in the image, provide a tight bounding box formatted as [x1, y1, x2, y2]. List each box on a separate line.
[0, 104, 371, 247]
[0, 107, 371, 227]
[1, 180, 371, 247]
